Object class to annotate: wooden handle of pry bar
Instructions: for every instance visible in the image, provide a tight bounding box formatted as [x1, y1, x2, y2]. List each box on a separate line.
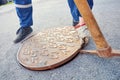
[74, 0, 109, 49]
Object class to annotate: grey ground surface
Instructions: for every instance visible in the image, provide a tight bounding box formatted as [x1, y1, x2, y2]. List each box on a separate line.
[0, 0, 120, 80]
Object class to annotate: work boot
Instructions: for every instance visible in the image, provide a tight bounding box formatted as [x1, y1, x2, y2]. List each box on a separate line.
[73, 20, 79, 26]
[14, 27, 33, 44]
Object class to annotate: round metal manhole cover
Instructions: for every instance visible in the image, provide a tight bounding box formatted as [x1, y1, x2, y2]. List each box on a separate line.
[17, 26, 84, 70]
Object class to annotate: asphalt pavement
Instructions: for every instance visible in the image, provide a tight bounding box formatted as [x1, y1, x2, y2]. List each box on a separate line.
[0, 0, 120, 80]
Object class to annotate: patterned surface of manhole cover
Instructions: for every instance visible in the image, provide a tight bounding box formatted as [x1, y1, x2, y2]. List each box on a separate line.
[17, 26, 84, 70]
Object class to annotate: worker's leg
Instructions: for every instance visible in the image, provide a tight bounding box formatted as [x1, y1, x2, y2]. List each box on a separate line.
[14, 0, 33, 27]
[14, 0, 33, 43]
[68, 0, 93, 26]
[68, 0, 79, 26]
[68, 0, 94, 47]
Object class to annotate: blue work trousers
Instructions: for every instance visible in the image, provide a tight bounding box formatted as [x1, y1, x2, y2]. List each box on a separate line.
[14, 0, 33, 28]
[68, 0, 94, 22]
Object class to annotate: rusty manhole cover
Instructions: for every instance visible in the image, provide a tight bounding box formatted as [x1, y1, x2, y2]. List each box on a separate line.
[17, 26, 84, 70]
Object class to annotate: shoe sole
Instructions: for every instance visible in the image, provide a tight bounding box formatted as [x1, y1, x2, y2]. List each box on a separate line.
[20, 31, 37, 44]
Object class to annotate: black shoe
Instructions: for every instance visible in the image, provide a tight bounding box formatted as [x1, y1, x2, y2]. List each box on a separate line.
[14, 27, 33, 44]
[73, 20, 79, 26]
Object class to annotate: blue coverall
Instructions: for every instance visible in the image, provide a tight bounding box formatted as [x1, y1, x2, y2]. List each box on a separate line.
[68, 0, 94, 22]
[14, 0, 33, 28]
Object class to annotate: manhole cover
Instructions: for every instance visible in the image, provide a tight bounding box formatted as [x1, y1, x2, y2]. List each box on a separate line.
[17, 26, 84, 70]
